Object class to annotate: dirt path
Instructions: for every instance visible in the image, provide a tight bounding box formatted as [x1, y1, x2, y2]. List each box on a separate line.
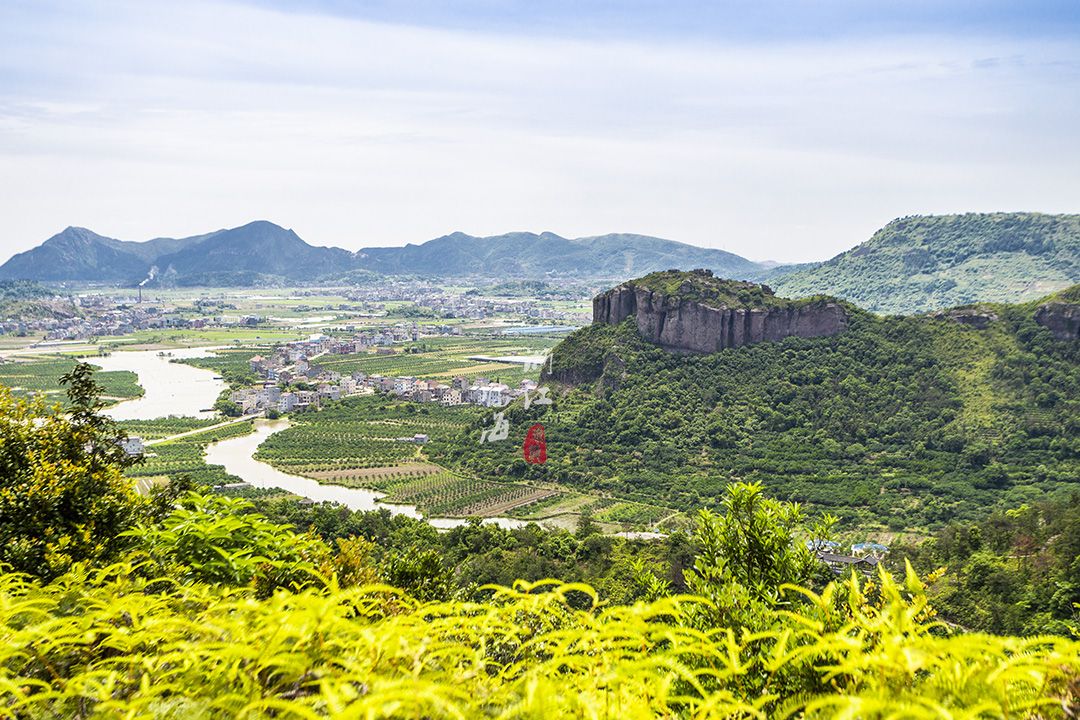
[145, 414, 261, 445]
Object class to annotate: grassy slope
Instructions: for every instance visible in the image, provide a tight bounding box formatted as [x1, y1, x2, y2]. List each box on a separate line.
[773, 213, 1080, 314]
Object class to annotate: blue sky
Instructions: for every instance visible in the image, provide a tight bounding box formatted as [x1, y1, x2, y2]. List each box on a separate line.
[1, 0, 1079, 263]
[247, 1, 1080, 40]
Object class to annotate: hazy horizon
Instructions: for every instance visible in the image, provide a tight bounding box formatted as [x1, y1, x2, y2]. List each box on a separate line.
[2, 0, 1079, 265]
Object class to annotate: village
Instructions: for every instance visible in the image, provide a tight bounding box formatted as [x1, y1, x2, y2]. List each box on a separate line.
[0, 279, 590, 342]
[226, 331, 548, 417]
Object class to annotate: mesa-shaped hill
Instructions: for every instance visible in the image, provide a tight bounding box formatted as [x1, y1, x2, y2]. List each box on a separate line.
[593, 269, 848, 353]
[772, 213, 1080, 314]
[429, 275, 1080, 533]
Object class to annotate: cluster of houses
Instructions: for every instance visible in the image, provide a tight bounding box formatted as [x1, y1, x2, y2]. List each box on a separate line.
[1, 302, 190, 340]
[225, 332, 543, 416]
[1, 292, 269, 341]
[808, 540, 890, 574]
[230, 365, 541, 416]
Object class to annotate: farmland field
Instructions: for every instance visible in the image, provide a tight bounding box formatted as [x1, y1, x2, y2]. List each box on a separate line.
[118, 416, 225, 440]
[0, 356, 143, 403]
[371, 471, 560, 517]
[310, 335, 559, 381]
[123, 420, 255, 488]
[254, 394, 479, 473]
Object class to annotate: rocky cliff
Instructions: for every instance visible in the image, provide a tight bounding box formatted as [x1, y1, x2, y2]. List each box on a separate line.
[592, 270, 848, 353]
[1035, 302, 1080, 340]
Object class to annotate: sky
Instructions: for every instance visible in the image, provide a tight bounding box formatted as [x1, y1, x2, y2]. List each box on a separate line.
[1, 0, 1079, 264]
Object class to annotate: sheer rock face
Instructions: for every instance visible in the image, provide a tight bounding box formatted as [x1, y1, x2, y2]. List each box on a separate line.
[592, 282, 848, 353]
[1035, 302, 1080, 340]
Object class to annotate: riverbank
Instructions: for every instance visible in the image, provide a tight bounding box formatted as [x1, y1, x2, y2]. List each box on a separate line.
[205, 419, 531, 530]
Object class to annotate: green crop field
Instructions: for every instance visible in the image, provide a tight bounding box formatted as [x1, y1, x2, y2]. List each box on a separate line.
[0, 356, 143, 403]
[255, 395, 477, 473]
[124, 421, 255, 488]
[119, 416, 225, 440]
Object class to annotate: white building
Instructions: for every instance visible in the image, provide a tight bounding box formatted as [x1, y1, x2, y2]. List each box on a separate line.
[475, 383, 510, 407]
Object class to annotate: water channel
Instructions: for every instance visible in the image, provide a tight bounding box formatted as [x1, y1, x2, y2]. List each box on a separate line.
[99, 348, 529, 529]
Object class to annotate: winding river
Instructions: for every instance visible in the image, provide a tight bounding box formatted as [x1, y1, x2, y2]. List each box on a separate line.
[204, 421, 528, 529]
[101, 348, 528, 528]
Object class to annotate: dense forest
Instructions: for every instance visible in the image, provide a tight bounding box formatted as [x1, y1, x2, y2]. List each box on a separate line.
[0, 370, 1077, 716]
[430, 290, 1080, 533]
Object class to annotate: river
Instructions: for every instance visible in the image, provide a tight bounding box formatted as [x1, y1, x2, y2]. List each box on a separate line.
[204, 420, 529, 529]
[94, 348, 226, 420]
[97, 348, 529, 528]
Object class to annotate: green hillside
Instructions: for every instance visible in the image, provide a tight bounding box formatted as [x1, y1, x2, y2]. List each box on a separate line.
[773, 213, 1080, 314]
[429, 286, 1080, 533]
[0, 280, 80, 321]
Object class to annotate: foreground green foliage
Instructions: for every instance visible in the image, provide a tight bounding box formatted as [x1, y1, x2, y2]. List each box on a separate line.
[0, 560, 1077, 718]
[0, 365, 144, 580]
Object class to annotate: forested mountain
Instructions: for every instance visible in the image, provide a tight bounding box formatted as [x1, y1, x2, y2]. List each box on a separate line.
[0, 224, 770, 285]
[0, 227, 171, 283]
[430, 275, 1080, 534]
[152, 221, 354, 285]
[352, 230, 766, 278]
[0, 222, 350, 285]
[773, 213, 1080, 314]
[4, 213, 1078, 307]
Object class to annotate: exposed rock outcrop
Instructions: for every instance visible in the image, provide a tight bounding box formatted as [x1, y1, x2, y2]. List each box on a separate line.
[592, 270, 848, 353]
[931, 307, 999, 329]
[1035, 302, 1080, 340]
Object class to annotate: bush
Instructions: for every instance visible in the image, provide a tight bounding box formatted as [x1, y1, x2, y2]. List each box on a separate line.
[0, 363, 144, 579]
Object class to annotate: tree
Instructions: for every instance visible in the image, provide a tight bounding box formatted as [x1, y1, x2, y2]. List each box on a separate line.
[683, 482, 816, 628]
[0, 363, 144, 579]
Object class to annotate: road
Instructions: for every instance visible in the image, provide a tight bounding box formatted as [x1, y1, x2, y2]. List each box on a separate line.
[144, 413, 262, 446]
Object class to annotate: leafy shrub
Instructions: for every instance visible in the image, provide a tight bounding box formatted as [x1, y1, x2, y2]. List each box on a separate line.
[128, 492, 330, 596]
[0, 565, 1076, 718]
[0, 363, 144, 579]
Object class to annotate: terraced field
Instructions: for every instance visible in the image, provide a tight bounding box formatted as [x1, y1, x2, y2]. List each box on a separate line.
[304, 461, 446, 485]
[250, 394, 573, 517]
[374, 472, 561, 517]
[254, 395, 479, 473]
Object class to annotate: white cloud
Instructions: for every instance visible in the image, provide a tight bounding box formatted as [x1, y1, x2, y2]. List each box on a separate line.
[0, 0, 1078, 263]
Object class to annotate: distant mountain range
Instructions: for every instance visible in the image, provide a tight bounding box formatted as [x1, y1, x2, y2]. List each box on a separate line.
[2, 213, 1078, 313]
[0, 222, 769, 286]
[772, 213, 1080, 314]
